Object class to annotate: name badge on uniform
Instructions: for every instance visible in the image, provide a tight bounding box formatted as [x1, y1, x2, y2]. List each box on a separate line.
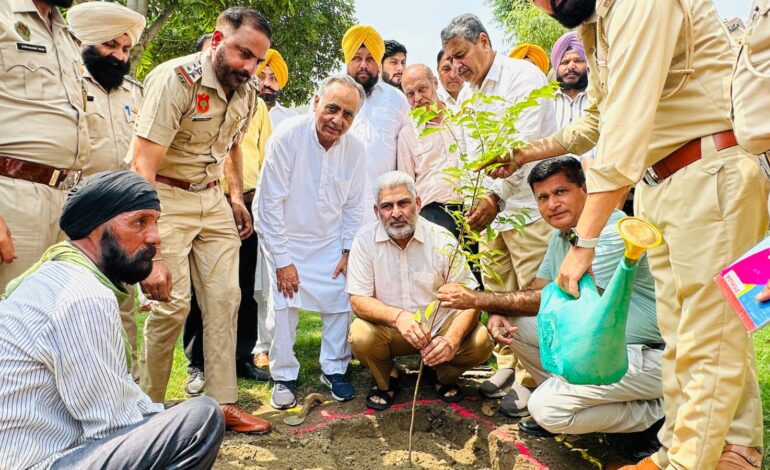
[191, 116, 212, 122]
[16, 43, 46, 53]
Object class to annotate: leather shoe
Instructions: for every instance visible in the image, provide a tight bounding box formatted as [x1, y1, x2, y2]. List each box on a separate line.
[617, 457, 661, 470]
[221, 403, 271, 434]
[518, 418, 554, 438]
[236, 360, 271, 381]
[718, 445, 762, 469]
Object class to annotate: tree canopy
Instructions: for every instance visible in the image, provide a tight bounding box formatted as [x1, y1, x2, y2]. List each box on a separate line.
[486, 0, 566, 55]
[110, 0, 355, 106]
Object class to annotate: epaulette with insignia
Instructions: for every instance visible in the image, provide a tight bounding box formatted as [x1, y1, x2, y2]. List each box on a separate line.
[174, 60, 203, 86]
[123, 75, 144, 88]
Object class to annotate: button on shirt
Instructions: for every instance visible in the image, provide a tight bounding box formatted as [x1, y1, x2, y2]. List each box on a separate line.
[0, 0, 89, 169]
[128, 51, 257, 184]
[347, 217, 478, 335]
[348, 80, 411, 221]
[397, 120, 463, 206]
[458, 54, 556, 231]
[0, 261, 162, 470]
[553, 0, 737, 192]
[83, 73, 143, 176]
[554, 89, 595, 161]
[536, 210, 662, 345]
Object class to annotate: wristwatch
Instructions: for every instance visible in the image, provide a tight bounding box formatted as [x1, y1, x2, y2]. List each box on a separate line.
[342, 249, 350, 254]
[487, 192, 506, 213]
[568, 227, 599, 249]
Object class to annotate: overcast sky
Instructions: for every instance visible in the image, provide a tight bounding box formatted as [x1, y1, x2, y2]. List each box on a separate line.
[353, 0, 752, 69]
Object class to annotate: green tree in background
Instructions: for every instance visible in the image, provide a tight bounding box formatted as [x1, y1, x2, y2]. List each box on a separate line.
[77, 0, 355, 106]
[486, 0, 566, 54]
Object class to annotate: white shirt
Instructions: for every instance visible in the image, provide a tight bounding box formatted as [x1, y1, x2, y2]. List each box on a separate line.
[254, 114, 366, 313]
[0, 261, 162, 470]
[396, 120, 463, 206]
[348, 80, 411, 221]
[269, 102, 298, 131]
[458, 53, 556, 230]
[554, 89, 595, 161]
[437, 86, 460, 111]
[347, 217, 478, 336]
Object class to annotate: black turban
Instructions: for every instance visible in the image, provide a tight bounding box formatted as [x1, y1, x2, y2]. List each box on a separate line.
[60, 171, 161, 240]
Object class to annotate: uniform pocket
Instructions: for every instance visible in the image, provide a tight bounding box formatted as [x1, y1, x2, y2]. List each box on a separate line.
[86, 110, 108, 140]
[0, 47, 56, 100]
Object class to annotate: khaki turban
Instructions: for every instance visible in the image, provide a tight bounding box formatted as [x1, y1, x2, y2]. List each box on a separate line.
[341, 25, 384, 64]
[256, 49, 289, 89]
[509, 43, 550, 75]
[68, 2, 146, 47]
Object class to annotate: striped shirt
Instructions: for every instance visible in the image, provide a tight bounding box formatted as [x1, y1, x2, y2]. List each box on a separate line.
[554, 88, 596, 161]
[0, 261, 163, 469]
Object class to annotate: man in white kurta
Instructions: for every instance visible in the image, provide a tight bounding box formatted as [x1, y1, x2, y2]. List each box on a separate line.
[254, 75, 366, 409]
[342, 25, 411, 223]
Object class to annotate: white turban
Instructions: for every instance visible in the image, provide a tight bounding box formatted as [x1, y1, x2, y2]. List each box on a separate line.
[67, 2, 146, 47]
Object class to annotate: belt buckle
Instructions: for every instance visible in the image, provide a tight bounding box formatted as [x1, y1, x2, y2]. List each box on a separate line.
[758, 152, 770, 181]
[642, 167, 660, 186]
[188, 181, 209, 192]
[55, 170, 81, 191]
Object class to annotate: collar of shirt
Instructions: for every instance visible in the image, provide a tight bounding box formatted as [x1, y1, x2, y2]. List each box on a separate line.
[374, 215, 427, 248]
[83, 67, 133, 95]
[555, 88, 588, 103]
[13, 0, 66, 27]
[471, 52, 504, 93]
[200, 52, 229, 102]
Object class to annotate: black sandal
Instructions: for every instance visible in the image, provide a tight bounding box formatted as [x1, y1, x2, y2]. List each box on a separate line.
[365, 375, 400, 410]
[435, 382, 464, 404]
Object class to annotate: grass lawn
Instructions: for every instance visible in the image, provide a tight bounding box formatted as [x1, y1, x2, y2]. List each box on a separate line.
[138, 312, 770, 465]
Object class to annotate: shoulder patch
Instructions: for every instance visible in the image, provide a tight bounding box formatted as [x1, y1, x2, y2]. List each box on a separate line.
[123, 75, 144, 88]
[174, 60, 203, 86]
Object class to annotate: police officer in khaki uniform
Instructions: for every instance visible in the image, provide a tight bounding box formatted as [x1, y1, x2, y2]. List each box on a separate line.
[129, 7, 272, 434]
[67, 0, 146, 380]
[0, 0, 89, 289]
[491, 0, 768, 468]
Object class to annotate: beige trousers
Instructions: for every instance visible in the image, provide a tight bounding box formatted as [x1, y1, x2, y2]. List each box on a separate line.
[0, 176, 66, 289]
[349, 316, 494, 390]
[481, 218, 552, 384]
[140, 183, 241, 404]
[510, 316, 664, 434]
[119, 285, 140, 381]
[636, 141, 769, 469]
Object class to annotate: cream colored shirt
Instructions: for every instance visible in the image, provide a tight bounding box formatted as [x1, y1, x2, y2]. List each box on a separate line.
[0, 0, 89, 169]
[347, 217, 478, 336]
[128, 51, 258, 184]
[458, 53, 556, 230]
[396, 119, 463, 206]
[554, 0, 737, 193]
[83, 73, 143, 176]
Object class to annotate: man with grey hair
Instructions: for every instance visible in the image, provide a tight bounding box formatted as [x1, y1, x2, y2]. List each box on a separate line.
[441, 13, 555, 402]
[254, 74, 366, 409]
[347, 170, 493, 410]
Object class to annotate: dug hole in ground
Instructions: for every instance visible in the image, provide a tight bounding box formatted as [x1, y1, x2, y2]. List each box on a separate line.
[213, 363, 639, 470]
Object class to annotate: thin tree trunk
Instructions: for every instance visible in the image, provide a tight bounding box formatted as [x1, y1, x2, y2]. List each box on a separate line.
[129, 4, 174, 75]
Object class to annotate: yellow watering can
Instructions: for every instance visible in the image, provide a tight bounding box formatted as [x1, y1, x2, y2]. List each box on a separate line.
[537, 217, 662, 385]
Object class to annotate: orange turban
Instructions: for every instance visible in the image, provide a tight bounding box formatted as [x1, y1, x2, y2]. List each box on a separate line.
[256, 49, 289, 89]
[509, 43, 550, 75]
[341, 25, 384, 64]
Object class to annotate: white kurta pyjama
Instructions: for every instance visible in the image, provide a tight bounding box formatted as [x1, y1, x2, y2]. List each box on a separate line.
[253, 114, 366, 380]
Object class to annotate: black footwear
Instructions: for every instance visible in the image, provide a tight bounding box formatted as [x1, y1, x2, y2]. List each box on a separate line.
[435, 382, 464, 404]
[606, 418, 664, 461]
[236, 360, 271, 381]
[365, 376, 400, 411]
[518, 418, 555, 438]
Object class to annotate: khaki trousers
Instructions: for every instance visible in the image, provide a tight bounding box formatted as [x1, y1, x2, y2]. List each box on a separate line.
[510, 316, 664, 434]
[141, 183, 241, 404]
[119, 285, 140, 381]
[636, 142, 769, 469]
[0, 176, 66, 289]
[481, 218, 551, 384]
[349, 316, 494, 390]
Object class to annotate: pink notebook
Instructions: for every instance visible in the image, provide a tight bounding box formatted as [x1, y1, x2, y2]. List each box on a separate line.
[714, 236, 770, 333]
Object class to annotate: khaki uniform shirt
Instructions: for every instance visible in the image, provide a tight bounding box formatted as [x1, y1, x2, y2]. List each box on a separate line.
[554, 0, 737, 193]
[128, 51, 258, 184]
[83, 72, 143, 176]
[0, 0, 89, 169]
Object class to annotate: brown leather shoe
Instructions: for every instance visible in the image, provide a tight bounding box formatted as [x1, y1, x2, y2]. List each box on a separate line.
[617, 457, 661, 470]
[718, 445, 762, 469]
[221, 403, 271, 435]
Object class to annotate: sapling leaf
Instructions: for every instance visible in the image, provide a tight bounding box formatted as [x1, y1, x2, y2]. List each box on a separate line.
[412, 310, 422, 322]
[424, 300, 437, 320]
